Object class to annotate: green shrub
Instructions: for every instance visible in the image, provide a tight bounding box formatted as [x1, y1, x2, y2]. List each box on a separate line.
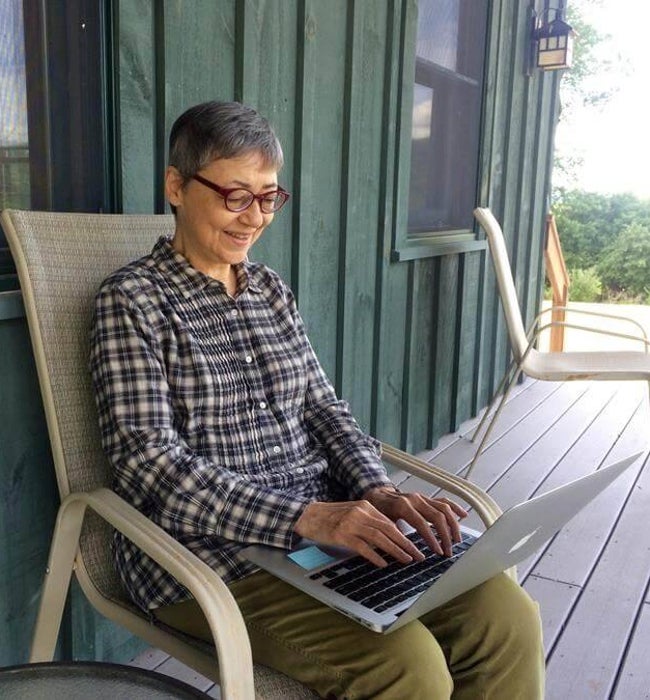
[543, 280, 553, 301]
[568, 267, 602, 302]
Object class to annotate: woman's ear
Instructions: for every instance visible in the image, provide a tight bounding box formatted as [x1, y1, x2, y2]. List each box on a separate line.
[165, 166, 185, 210]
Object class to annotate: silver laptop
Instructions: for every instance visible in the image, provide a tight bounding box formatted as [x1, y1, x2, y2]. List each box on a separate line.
[242, 453, 641, 634]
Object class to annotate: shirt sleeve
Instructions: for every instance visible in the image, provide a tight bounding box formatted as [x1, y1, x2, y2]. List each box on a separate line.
[90, 282, 308, 548]
[282, 290, 394, 498]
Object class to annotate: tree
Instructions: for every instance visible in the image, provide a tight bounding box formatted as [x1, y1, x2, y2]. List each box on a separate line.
[553, 189, 647, 270]
[598, 222, 650, 298]
[561, 0, 622, 111]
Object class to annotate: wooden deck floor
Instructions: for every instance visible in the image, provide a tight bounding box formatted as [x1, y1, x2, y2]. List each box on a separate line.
[131, 377, 650, 700]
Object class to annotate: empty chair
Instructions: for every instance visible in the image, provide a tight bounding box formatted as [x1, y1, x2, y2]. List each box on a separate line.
[467, 207, 650, 479]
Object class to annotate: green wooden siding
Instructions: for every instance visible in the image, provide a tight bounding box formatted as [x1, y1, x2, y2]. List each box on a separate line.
[0, 0, 561, 665]
[116, 0, 559, 451]
[0, 294, 59, 664]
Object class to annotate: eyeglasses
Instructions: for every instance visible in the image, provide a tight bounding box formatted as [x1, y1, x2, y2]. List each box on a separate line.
[191, 174, 290, 214]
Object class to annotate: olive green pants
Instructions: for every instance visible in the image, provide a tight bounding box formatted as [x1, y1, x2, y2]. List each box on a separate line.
[155, 571, 544, 699]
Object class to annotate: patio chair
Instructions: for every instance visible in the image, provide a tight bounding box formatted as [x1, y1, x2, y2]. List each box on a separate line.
[1, 208, 506, 700]
[466, 206, 650, 479]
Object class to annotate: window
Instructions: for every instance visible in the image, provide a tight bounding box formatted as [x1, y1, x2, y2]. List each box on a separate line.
[0, 0, 30, 212]
[407, 0, 488, 237]
[0, 0, 29, 290]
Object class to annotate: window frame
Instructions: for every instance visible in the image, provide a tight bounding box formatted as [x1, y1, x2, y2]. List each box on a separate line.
[22, 0, 116, 213]
[390, 0, 490, 262]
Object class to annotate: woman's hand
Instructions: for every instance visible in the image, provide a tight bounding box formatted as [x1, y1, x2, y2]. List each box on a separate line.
[294, 499, 426, 567]
[293, 487, 468, 566]
[363, 486, 468, 557]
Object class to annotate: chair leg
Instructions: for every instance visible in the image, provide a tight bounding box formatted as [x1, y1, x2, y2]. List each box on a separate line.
[470, 358, 517, 443]
[464, 366, 523, 480]
[29, 498, 86, 662]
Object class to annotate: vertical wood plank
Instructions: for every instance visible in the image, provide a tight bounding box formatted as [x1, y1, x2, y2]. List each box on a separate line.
[487, 0, 518, 397]
[524, 72, 561, 327]
[431, 255, 459, 439]
[404, 258, 437, 451]
[118, 0, 155, 213]
[510, 4, 551, 333]
[475, 0, 505, 409]
[164, 0, 237, 123]
[373, 0, 409, 446]
[338, 0, 388, 429]
[293, 0, 348, 382]
[235, 0, 299, 281]
[455, 251, 482, 425]
[0, 315, 59, 665]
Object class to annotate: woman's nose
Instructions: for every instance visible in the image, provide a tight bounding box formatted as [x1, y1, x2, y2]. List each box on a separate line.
[238, 201, 267, 227]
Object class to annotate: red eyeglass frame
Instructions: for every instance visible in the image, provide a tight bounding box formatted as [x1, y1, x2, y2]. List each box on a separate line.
[191, 174, 290, 213]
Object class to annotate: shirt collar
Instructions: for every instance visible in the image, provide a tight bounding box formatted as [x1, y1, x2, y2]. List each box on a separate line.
[151, 236, 263, 299]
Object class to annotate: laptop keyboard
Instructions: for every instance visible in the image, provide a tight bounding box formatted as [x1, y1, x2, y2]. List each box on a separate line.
[308, 531, 477, 613]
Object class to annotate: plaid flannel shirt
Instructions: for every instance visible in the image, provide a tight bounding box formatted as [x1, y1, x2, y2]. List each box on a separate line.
[90, 236, 392, 610]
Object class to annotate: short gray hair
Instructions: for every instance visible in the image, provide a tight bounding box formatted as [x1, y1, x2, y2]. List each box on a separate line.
[168, 101, 284, 180]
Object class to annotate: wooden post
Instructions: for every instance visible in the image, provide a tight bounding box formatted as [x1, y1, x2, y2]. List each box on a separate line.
[544, 214, 570, 352]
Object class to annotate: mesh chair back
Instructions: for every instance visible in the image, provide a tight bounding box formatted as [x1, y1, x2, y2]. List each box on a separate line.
[2, 210, 174, 601]
[3, 209, 320, 698]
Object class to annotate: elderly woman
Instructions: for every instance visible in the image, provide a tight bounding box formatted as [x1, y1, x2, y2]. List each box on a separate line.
[90, 100, 544, 699]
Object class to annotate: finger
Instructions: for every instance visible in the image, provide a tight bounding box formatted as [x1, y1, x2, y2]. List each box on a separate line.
[344, 510, 425, 563]
[395, 497, 455, 556]
[334, 507, 423, 565]
[378, 498, 445, 557]
[418, 503, 463, 556]
[363, 526, 425, 564]
[391, 495, 454, 555]
[434, 498, 460, 542]
[345, 528, 424, 568]
[348, 537, 390, 568]
[420, 498, 465, 543]
[428, 511, 455, 556]
[436, 497, 469, 520]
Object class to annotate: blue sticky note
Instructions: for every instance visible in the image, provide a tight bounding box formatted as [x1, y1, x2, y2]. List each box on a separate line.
[288, 545, 339, 570]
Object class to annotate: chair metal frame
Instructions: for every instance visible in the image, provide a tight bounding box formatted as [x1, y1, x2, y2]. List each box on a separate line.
[467, 207, 650, 480]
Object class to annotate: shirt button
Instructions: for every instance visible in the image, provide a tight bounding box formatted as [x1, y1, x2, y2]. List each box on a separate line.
[230, 308, 238, 317]
[244, 355, 253, 364]
[272, 445, 282, 454]
[258, 401, 267, 409]
[296, 467, 305, 475]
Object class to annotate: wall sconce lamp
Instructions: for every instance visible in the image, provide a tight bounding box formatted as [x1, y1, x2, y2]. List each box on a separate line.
[531, 2, 575, 72]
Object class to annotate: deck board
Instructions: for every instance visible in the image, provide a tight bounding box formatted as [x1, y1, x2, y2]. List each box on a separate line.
[543, 409, 650, 699]
[522, 574, 579, 654]
[130, 378, 650, 699]
[612, 601, 650, 700]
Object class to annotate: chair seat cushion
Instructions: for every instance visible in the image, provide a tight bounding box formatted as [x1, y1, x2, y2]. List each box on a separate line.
[253, 664, 318, 698]
[525, 348, 650, 381]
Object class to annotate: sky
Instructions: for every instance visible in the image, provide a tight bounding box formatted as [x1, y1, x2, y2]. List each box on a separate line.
[554, 0, 650, 199]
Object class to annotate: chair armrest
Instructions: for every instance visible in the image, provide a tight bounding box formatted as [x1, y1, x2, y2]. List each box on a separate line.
[62, 489, 255, 700]
[536, 306, 649, 348]
[534, 320, 649, 352]
[380, 443, 503, 528]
